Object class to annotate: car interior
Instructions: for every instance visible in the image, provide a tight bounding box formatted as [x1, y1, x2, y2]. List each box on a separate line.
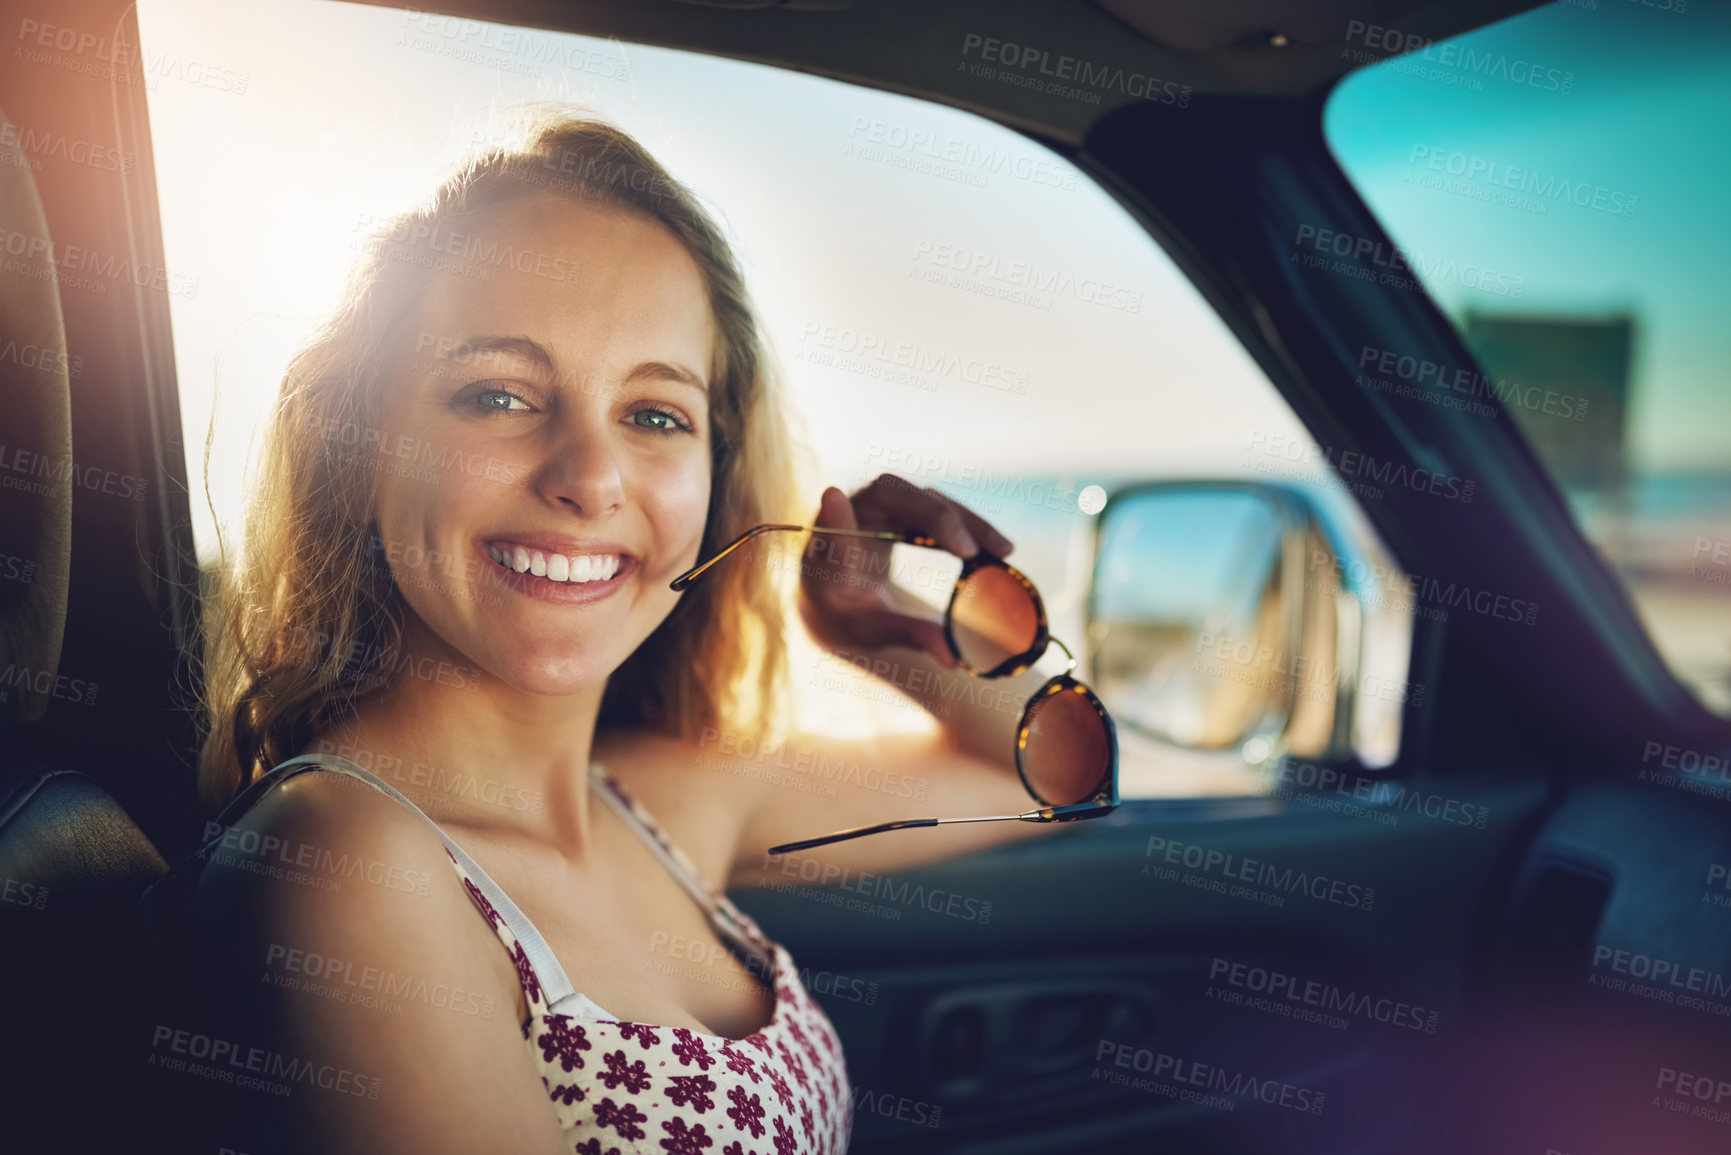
[3, 0, 1730, 1152]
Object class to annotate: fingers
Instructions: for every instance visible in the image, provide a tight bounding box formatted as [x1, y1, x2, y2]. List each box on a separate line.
[854, 475, 973, 554]
[810, 486, 858, 538]
[805, 487, 857, 565]
[851, 474, 1014, 559]
[842, 605, 957, 670]
[816, 486, 856, 529]
[950, 498, 1014, 558]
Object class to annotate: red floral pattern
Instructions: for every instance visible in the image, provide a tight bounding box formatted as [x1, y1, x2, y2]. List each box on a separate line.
[725, 1085, 767, 1139]
[601, 1050, 653, 1095]
[719, 1043, 761, 1085]
[446, 850, 502, 930]
[766, 1067, 794, 1113]
[619, 1023, 663, 1050]
[667, 1074, 717, 1113]
[595, 1096, 650, 1141]
[441, 767, 853, 1154]
[671, 1029, 715, 1071]
[511, 939, 545, 1006]
[659, 1116, 717, 1154]
[537, 1017, 592, 1072]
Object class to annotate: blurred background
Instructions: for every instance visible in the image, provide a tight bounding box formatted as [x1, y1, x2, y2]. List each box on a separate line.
[1327, 0, 1731, 715]
[137, 0, 1730, 799]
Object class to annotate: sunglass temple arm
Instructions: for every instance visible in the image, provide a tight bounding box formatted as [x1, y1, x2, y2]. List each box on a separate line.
[767, 809, 1052, 855]
[671, 525, 939, 591]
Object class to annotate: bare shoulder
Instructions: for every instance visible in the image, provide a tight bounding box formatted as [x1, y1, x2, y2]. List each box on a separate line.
[189, 767, 524, 1024]
[193, 769, 471, 928]
[589, 725, 1047, 893]
[187, 769, 565, 1154]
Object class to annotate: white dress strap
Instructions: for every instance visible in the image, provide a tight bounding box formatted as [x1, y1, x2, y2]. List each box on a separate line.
[246, 753, 607, 1017]
[586, 762, 772, 969]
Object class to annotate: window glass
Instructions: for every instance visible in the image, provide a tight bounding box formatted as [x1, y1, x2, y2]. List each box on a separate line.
[1326, 0, 1731, 715]
[140, 0, 1408, 795]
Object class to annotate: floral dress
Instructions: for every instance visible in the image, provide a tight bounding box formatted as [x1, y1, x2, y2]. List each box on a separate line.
[258, 753, 854, 1154]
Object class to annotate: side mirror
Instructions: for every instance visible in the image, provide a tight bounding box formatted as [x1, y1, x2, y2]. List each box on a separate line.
[1085, 481, 1411, 774]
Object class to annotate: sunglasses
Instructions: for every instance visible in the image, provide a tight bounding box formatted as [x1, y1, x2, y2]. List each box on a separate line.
[670, 522, 1119, 855]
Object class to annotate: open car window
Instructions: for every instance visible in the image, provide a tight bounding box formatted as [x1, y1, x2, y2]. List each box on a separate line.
[140, 0, 1413, 797]
[1325, 0, 1731, 717]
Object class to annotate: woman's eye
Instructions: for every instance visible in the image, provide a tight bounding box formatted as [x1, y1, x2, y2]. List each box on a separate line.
[471, 386, 532, 413]
[630, 406, 695, 435]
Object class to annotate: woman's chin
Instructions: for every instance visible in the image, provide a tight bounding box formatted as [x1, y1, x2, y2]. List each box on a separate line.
[476, 647, 619, 698]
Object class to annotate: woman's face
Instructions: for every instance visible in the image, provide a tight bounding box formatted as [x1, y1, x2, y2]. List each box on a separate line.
[368, 193, 715, 696]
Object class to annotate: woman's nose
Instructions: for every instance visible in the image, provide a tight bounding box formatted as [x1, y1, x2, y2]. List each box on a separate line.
[530, 412, 625, 516]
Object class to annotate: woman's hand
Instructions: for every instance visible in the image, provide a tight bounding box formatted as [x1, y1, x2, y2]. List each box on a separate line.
[797, 473, 1015, 670]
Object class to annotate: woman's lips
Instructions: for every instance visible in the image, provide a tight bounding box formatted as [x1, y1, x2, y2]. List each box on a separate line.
[475, 542, 635, 605]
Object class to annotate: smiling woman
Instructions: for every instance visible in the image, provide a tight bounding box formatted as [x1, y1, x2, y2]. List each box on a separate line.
[198, 116, 807, 808]
[180, 115, 871, 1154]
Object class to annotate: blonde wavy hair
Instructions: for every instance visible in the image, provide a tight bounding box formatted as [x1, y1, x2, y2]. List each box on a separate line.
[196, 113, 809, 813]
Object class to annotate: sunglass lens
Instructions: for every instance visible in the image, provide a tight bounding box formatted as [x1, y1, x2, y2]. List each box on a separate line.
[950, 565, 1041, 674]
[1021, 684, 1113, 805]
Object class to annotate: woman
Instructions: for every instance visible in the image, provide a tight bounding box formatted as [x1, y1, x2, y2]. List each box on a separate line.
[189, 113, 1056, 1154]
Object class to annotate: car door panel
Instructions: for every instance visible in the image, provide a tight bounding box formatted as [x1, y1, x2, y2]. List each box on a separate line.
[1457, 772, 1731, 1154]
[734, 775, 1548, 1152]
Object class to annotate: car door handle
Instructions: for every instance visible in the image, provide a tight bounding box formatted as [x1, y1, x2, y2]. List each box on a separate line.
[916, 980, 1160, 1102]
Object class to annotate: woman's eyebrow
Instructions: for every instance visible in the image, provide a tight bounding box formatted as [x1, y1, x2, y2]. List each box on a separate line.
[623, 361, 708, 395]
[438, 335, 555, 378]
[437, 335, 707, 396]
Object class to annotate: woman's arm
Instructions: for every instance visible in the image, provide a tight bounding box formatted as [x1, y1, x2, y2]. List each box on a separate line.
[727, 724, 1059, 889]
[730, 476, 1068, 886]
[188, 774, 568, 1155]
[832, 571, 1049, 766]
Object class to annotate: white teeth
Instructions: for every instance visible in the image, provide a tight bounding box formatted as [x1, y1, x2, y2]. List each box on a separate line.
[489, 544, 622, 584]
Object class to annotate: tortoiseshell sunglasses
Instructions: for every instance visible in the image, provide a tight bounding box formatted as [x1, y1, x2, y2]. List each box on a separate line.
[671, 523, 1119, 854]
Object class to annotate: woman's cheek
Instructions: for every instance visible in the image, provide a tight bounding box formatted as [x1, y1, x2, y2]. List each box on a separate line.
[644, 458, 709, 572]
[647, 444, 710, 510]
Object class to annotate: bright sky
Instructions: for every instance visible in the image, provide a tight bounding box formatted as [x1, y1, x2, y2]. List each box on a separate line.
[1326, 0, 1731, 474]
[128, 0, 1731, 782]
[135, 0, 1439, 792]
